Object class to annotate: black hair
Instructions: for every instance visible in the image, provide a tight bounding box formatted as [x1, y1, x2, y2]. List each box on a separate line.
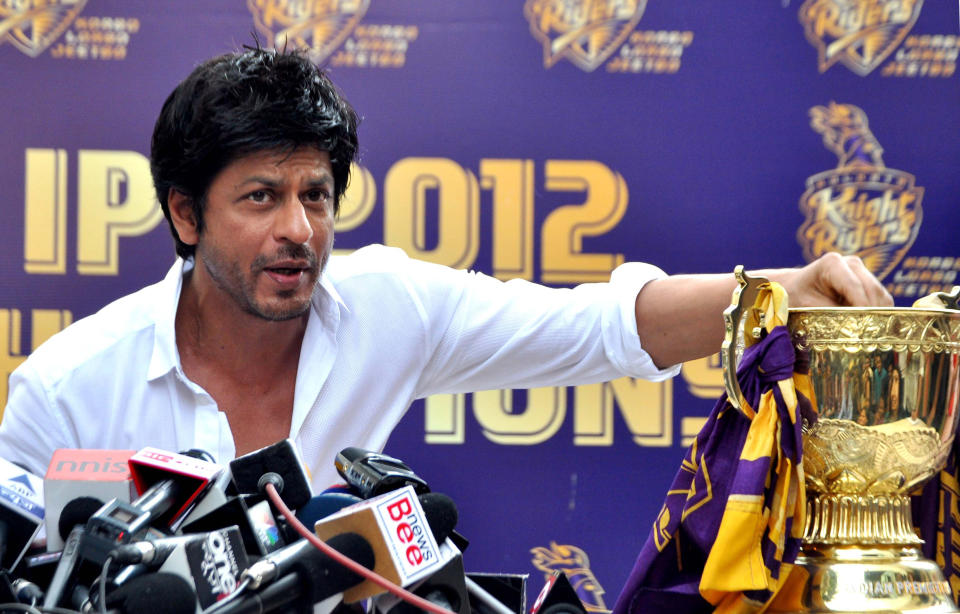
[150, 46, 359, 259]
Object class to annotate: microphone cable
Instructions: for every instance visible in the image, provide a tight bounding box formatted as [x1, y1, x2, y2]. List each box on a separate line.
[243, 480, 457, 614]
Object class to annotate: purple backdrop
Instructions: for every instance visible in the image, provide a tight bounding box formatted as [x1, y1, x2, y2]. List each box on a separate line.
[2, 1, 959, 609]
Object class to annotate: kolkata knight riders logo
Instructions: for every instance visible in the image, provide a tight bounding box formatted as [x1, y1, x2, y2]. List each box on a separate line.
[798, 0, 923, 76]
[248, 0, 369, 63]
[531, 542, 607, 611]
[798, 102, 923, 281]
[524, 0, 646, 71]
[0, 0, 87, 57]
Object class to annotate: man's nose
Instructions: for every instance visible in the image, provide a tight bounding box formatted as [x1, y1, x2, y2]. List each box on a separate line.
[273, 197, 314, 244]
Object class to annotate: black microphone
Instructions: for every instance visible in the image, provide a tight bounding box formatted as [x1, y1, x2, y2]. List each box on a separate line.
[334, 447, 429, 499]
[78, 526, 248, 613]
[333, 449, 468, 551]
[82, 448, 223, 564]
[8, 496, 104, 604]
[230, 439, 312, 510]
[373, 542, 470, 614]
[104, 571, 198, 614]
[221, 532, 375, 614]
[0, 571, 46, 607]
[58, 496, 105, 541]
[10, 577, 44, 605]
[109, 531, 221, 566]
[154, 525, 249, 610]
[178, 465, 237, 527]
[181, 493, 285, 557]
[42, 525, 87, 609]
[529, 571, 587, 614]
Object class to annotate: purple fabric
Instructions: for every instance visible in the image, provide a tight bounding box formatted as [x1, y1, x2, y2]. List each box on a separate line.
[612, 327, 807, 614]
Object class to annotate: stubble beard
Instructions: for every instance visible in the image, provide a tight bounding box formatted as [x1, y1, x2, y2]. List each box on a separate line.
[199, 242, 324, 322]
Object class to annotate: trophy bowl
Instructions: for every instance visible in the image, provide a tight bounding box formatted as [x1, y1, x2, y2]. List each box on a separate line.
[723, 269, 960, 613]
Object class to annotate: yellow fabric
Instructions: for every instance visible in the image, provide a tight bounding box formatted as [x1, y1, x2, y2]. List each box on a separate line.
[698, 282, 807, 613]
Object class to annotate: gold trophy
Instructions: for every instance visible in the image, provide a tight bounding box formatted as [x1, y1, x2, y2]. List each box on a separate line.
[722, 268, 960, 613]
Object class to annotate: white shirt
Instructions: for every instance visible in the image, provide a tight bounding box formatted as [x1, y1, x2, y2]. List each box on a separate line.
[0, 245, 678, 489]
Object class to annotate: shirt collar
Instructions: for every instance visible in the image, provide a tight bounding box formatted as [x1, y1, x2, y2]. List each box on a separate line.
[147, 258, 190, 381]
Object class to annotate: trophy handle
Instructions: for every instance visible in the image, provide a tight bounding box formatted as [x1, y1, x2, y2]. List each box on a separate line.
[721, 266, 771, 416]
[911, 285, 960, 310]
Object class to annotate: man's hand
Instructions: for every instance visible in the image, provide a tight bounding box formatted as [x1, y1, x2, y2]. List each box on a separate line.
[769, 252, 893, 308]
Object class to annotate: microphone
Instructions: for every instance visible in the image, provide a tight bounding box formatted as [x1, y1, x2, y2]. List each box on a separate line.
[42, 525, 88, 609]
[181, 493, 285, 557]
[178, 463, 237, 527]
[103, 571, 198, 614]
[529, 571, 587, 614]
[154, 525, 249, 610]
[43, 449, 137, 551]
[372, 539, 470, 614]
[0, 457, 45, 572]
[295, 491, 364, 529]
[82, 447, 222, 564]
[312, 485, 457, 602]
[78, 528, 243, 613]
[222, 532, 375, 614]
[334, 447, 429, 499]
[58, 496, 107, 541]
[29, 496, 108, 608]
[11, 577, 45, 605]
[127, 447, 224, 529]
[466, 573, 527, 614]
[333, 449, 469, 552]
[230, 439, 312, 510]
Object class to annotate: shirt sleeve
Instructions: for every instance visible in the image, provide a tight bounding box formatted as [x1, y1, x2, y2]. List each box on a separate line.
[394, 253, 682, 398]
[0, 362, 73, 475]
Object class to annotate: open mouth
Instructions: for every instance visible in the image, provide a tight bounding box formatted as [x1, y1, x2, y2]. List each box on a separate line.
[266, 267, 305, 276]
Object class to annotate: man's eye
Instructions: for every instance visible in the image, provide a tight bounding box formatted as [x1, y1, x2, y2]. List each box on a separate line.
[248, 190, 269, 202]
[305, 189, 330, 203]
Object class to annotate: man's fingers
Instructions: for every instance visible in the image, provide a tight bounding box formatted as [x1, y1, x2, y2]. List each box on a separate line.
[841, 255, 893, 306]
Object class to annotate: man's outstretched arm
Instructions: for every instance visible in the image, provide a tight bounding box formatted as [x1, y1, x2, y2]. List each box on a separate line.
[634, 252, 893, 369]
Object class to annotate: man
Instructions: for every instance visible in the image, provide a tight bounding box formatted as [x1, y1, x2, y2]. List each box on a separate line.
[0, 47, 891, 489]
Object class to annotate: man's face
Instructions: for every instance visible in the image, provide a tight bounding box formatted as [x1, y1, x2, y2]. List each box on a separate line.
[190, 147, 335, 321]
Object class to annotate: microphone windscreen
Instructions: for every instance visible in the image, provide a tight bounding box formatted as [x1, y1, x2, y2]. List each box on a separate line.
[297, 492, 364, 528]
[321, 483, 361, 496]
[298, 532, 375, 603]
[419, 492, 458, 544]
[231, 440, 312, 509]
[57, 496, 104, 540]
[107, 572, 197, 614]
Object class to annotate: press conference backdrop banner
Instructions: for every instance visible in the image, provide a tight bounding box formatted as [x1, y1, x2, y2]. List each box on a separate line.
[2, 1, 958, 609]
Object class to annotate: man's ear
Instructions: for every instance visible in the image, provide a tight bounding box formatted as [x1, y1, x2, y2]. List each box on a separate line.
[167, 188, 199, 246]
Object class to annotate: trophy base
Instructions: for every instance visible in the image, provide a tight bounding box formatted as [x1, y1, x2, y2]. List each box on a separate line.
[766, 546, 957, 613]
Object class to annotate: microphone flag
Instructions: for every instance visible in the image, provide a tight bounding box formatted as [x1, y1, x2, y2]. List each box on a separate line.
[128, 447, 222, 526]
[159, 525, 249, 609]
[0, 456, 44, 571]
[312, 484, 450, 602]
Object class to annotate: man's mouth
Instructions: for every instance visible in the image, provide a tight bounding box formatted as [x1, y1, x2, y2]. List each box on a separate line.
[266, 266, 306, 276]
[262, 259, 316, 286]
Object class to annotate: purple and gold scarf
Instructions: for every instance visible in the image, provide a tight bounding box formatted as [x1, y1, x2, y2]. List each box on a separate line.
[613, 285, 815, 614]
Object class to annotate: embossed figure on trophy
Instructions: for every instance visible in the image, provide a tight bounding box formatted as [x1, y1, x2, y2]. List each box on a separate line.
[809, 101, 885, 169]
[530, 542, 607, 611]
